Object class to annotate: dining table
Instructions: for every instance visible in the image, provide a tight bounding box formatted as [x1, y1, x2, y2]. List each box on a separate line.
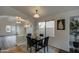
[31, 36, 44, 52]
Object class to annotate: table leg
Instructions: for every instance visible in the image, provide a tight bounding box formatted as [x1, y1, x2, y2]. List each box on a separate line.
[35, 42, 38, 52]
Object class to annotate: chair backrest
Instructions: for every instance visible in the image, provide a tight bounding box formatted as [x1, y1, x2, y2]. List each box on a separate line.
[27, 33, 32, 37]
[43, 37, 49, 46]
[39, 34, 44, 37]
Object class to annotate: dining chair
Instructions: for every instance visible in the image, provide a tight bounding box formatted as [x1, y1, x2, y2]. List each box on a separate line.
[39, 34, 44, 37]
[26, 36, 37, 53]
[27, 33, 32, 37]
[36, 36, 49, 53]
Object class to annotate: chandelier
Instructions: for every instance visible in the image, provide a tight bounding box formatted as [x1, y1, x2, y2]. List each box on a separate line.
[33, 10, 40, 18]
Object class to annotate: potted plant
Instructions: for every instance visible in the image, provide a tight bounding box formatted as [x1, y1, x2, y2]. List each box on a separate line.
[70, 19, 79, 41]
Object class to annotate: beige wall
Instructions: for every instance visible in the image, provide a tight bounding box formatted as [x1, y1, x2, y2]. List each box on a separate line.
[0, 16, 16, 36]
[35, 9, 79, 51]
[0, 6, 35, 30]
[0, 7, 35, 46]
[0, 16, 17, 49]
[0, 16, 28, 49]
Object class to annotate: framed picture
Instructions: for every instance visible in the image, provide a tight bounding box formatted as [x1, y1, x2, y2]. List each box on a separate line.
[57, 19, 65, 30]
[6, 25, 11, 32]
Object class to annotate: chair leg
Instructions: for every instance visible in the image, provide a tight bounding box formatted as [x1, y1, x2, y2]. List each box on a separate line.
[47, 46, 48, 52]
[27, 45, 28, 50]
[30, 47, 32, 53]
[44, 47, 45, 53]
[35, 46, 37, 53]
[0, 48, 1, 53]
[35, 42, 38, 53]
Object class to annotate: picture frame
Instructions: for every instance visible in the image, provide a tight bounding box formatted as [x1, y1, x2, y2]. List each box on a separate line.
[57, 19, 65, 30]
[6, 25, 11, 32]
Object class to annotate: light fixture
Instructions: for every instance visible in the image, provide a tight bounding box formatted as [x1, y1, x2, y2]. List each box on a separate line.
[16, 16, 21, 23]
[16, 20, 21, 23]
[33, 10, 40, 18]
[24, 24, 30, 27]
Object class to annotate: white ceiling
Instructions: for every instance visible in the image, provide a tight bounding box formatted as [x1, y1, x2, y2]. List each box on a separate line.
[9, 6, 79, 19]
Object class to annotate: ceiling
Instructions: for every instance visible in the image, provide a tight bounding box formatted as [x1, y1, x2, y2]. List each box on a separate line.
[12, 6, 79, 19]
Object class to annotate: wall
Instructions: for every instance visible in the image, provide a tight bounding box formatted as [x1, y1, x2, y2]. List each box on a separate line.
[36, 9, 79, 51]
[0, 6, 35, 35]
[0, 7, 35, 46]
[0, 16, 16, 49]
[0, 16, 16, 36]
[16, 24, 26, 44]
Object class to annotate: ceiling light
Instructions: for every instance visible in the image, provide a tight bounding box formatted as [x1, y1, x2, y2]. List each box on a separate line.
[33, 10, 40, 18]
[16, 16, 21, 23]
[16, 21, 21, 23]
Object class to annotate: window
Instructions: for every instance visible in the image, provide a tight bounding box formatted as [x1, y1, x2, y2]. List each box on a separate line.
[39, 22, 45, 28]
[26, 27, 33, 34]
[38, 22, 45, 36]
[6, 25, 16, 34]
[25, 25, 33, 34]
[46, 21, 55, 37]
[11, 25, 16, 34]
[38, 21, 55, 37]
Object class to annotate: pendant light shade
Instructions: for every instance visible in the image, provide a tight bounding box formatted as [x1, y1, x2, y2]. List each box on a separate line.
[33, 10, 40, 18]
